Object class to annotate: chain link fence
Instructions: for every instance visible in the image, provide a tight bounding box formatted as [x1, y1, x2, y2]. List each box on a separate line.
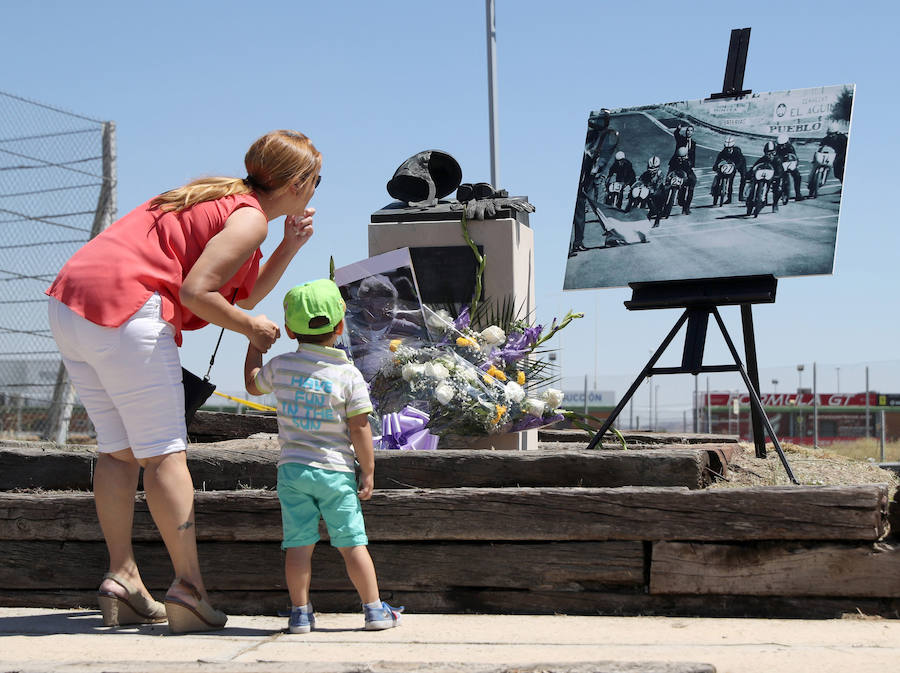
[0, 90, 114, 443]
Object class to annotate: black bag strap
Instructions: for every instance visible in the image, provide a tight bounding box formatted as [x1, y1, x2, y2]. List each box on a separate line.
[204, 289, 239, 380]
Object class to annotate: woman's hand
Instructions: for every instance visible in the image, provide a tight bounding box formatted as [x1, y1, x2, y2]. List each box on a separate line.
[284, 208, 315, 251]
[239, 208, 315, 309]
[247, 314, 281, 353]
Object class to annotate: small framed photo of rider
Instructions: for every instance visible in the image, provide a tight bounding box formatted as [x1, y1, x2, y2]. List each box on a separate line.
[333, 248, 430, 382]
[564, 83, 854, 291]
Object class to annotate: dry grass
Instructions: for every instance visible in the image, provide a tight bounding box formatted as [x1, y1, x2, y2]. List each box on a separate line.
[823, 438, 900, 463]
[712, 440, 900, 493]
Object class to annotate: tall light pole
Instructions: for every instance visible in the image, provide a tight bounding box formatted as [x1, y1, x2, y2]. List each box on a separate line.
[706, 377, 711, 433]
[772, 378, 778, 393]
[485, 0, 500, 188]
[865, 366, 870, 438]
[797, 364, 805, 391]
[693, 376, 699, 433]
[655, 384, 660, 431]
[813, 362, 819, 447]
[836, 367, 840, 394]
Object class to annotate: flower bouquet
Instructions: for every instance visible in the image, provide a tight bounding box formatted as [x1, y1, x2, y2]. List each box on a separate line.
[367, 302, 582, 444]
[332, 213, 591, 449]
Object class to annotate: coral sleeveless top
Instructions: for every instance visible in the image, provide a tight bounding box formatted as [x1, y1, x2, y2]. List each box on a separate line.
[46, 193, 265, 346]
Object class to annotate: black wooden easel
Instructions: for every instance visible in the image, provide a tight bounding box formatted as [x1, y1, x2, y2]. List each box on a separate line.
[708, 27, 752, 100]
[585, 276, 798, 484]
[585, 28, 800, 485]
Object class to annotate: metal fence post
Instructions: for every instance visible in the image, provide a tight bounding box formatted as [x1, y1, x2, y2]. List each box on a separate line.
[44, 121, 116, 443]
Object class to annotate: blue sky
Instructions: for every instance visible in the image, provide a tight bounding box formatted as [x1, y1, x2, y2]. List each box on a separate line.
[4, 0, 899, 426]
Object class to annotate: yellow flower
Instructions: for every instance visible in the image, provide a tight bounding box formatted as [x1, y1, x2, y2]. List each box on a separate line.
[491, 404, 507, 424]
[456, 336, 477, 348]
[516, 371, 525, 385]
[482, 374, 493, 385]
[389, 339, 402, 352]
[486, 365, 507, 381]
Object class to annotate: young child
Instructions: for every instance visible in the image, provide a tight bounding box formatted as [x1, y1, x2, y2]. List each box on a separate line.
[244, 278, 403, 633]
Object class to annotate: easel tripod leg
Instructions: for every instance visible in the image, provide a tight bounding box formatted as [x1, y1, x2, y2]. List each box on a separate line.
[712, 308, 800, 484]
[587, 310, 691, 449]
[740, 305, 767, 458]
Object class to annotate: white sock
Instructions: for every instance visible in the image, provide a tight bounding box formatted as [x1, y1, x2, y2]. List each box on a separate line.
[293, 603, 313, 613]
[364, 600, 382, 610]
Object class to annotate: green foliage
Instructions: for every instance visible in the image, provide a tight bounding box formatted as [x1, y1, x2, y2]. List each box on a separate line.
[560, 410, 629, 449]
[459, 211, 485, 318]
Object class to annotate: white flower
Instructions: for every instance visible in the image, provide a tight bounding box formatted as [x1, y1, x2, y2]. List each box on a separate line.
[479, 325, 506, 345]
[523, 397, 545, 417]
[436, 355, 456, 370]
[460, 367, 479, 383]
[426, 308, 453, 331]
[401, 363, 425, 381]
[542, 388, 564, 408]
[504, 381, 525, 403]
[434, 382, 455, 405]
[424, 361, 449, 380]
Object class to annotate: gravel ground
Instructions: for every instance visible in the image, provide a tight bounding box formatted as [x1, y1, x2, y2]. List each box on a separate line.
[711, 441, 900, 492]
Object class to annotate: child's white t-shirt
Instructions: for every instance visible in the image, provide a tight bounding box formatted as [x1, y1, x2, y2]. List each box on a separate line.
[254, 343, 373, 472]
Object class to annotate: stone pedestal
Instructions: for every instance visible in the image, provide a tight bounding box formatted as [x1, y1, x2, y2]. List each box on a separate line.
[369, 202, 537, 451]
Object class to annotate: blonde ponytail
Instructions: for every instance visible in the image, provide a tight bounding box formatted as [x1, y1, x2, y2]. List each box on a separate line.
[150, 176, 251, 212]
[150, 130, 321, 213]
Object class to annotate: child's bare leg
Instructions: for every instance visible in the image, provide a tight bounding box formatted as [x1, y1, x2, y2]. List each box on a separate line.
[337, 545, 379, 604]
[285, 545, 315, 607]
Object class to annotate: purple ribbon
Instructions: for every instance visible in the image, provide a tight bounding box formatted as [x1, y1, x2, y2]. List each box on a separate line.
[508, 412, 565, 433]
[380, 406, 439, 450]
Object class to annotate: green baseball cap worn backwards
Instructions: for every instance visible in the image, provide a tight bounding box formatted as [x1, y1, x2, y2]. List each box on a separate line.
[283, 279, 346, 335]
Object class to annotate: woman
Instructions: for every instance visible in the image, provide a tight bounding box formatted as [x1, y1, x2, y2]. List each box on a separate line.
[46, 130, 321, 633]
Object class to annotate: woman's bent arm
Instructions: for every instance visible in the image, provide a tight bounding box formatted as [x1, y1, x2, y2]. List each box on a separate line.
[180, 207, 280, 351]
[238, 209, 315, 309]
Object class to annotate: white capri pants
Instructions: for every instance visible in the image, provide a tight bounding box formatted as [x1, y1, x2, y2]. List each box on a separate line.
[48, 293, 187, 459]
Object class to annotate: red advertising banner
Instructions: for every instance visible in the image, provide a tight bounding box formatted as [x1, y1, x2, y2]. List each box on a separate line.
[702, 392, 878, 407]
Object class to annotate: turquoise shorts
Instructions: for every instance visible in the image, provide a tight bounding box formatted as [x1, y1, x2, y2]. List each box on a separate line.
[277, 463, 369, 549]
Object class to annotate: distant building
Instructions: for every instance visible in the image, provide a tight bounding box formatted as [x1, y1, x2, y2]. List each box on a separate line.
[697, 391, 900, 444]
[0, 357, 59, 406]
[561, 389, 616, 410]
[0, 357, 92, 438]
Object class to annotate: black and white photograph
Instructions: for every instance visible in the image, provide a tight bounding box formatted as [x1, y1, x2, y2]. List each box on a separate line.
[333, 248, 430, 382]
[564, 84, 854, 290]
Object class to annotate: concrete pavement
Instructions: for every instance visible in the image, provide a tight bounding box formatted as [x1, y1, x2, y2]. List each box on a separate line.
[1, 608, 899, 673]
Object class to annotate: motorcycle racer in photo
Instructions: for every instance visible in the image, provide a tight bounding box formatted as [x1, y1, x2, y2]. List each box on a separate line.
[775, 133, 804, 202]
[711, 136, 747, 204]
[604, 151, 636, 209]
[746, 140, 784, 214]
[627, 155, 665, 217]
[807, 121, 848, 196]
[667, 145, 696, 215]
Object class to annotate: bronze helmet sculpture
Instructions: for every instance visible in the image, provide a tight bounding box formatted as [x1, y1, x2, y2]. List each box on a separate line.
[386, 150, 462, 207]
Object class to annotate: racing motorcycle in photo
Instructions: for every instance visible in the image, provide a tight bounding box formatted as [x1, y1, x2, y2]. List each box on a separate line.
[604, 176, 628, 210]
[779, 152, 800, 204]
[746, 160, 779, 218]
[711, 159, 737, 207]
[808, 145, 837, 199]
[625, 182, 651, 212]
[655, 169, 688, 226]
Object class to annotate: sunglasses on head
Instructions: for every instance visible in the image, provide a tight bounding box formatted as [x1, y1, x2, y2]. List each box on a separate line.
[296, 175, 321, 192]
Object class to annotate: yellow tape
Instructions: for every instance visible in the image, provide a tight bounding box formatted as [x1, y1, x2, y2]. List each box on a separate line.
[212, 390, 276, 412]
